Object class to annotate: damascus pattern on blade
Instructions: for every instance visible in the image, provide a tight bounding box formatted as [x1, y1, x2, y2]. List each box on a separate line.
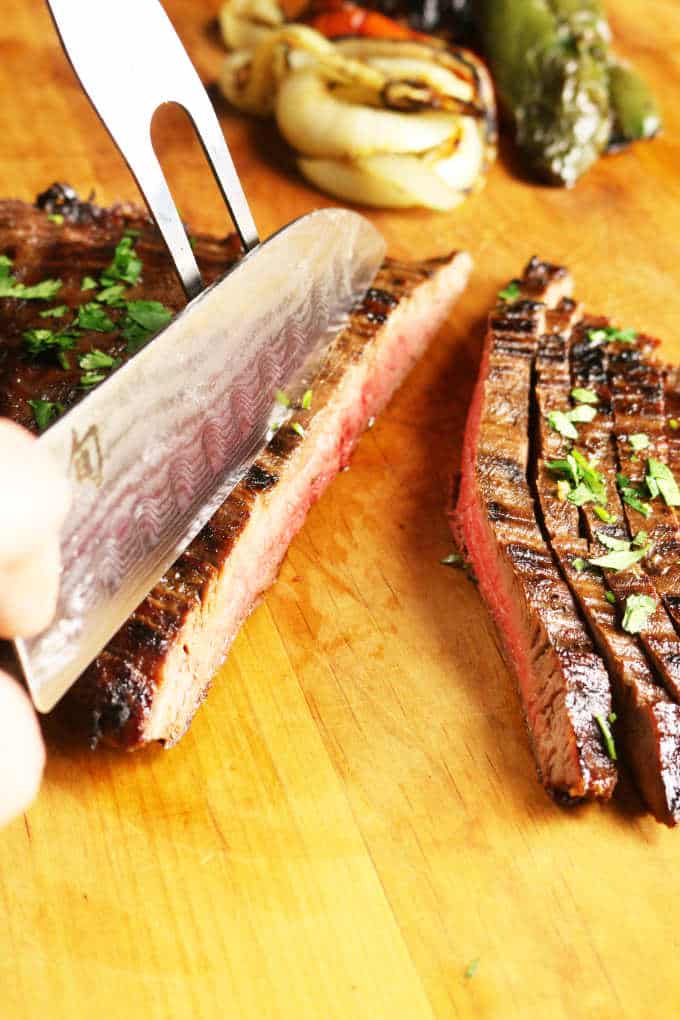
[16, 209, 385, 711]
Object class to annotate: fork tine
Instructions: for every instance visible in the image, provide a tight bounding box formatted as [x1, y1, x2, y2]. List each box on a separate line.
[181, 92, 259, 254]
[131, 139, 204, 300]
[46, 0, 260, 296]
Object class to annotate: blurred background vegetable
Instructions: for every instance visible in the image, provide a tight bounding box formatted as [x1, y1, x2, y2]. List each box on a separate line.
[472, 0, 660, 185]
[219, 0, 496, 210]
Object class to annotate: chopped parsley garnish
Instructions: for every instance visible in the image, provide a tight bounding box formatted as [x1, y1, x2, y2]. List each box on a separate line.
[100, 234, 142, 287]
[605, 591, 616, 605]
[587, 325, 637, 346]
[125, 300, 172, 332]
[670, 419, 679, 431]
[621, 593, 656, 634]
[291, 421, 305, 439]
[594, 713, 617, 761]
[47, 213, 64, 225]
[572, 557, 587, 572]
[567, 404, 597, 424]
[589, 546, 648, 571]
[121, 300, 173, 354]
[547, 403, 597, 441]
[546, 449, 607, 507]
[464, 958, 480, 980]
[39, 304, 68, 319]
[80, 370, 107, 388]
[571, 387, 598, 405]
[94, 283, 127, 306]
[498, 281, 519, 302]
[22, 326, 78, 358]
[547, 453, 579, 487]
[595, 531, 630, 552]
[593, 506, 614, 523]
[547, 410, 578, 440]
[0, 254, 62, 300]
[0, 264, 63, 301]
[628, 433, 649, 452]
[645, 458, 680, 507]
[78, 349, 120, 372]
[589, 527, 651, 571]
[7, 234, 173, 397]
[27, 398, 63, 432]
[77, 302, 115, 332]
[616, 473, 652, 517]
[275, 390, 291, 407]
[568, 483, 599, 506]
[301, 388, 313, 410]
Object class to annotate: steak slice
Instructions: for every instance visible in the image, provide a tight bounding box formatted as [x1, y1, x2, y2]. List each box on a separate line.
[534, 307, 680, 825]
[0, 187, 473, 747]
[453, 258, 617, 803]
[569, 325, 680, 706]
[606, 339, 680, 637]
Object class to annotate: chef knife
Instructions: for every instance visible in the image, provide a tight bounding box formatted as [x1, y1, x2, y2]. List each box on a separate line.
[14, 0, 385, 713]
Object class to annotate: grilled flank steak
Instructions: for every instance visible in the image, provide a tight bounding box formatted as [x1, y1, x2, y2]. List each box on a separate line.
[0, 186, 472, 748]
[453, 259, 617, 803]
[454, 258, 680, 824]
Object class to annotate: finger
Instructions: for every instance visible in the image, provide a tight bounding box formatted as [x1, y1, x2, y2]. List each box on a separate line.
[0, 669, 45, 828]
[0, 536, 61, 639]
[0, 419, 70, 566]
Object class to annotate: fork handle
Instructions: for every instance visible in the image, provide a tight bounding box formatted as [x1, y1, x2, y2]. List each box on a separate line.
[46, 0, 260, 299]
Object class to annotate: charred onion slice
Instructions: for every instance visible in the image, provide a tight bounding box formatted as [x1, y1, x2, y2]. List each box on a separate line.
[298, 153, 466, 210]
[275, 69, 462, 158]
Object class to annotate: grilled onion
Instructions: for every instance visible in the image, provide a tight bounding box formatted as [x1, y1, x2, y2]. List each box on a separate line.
[218, 0, 496, 210]
[276, 69, 462, 158]
[298, 154, 465, 210]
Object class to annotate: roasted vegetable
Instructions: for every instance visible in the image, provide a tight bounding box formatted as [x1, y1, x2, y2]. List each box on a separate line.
[476, 0, 661, 186]
[219, 0, 496, 210]
[302, 0, 428, 40]
[608, 60, 662, 148]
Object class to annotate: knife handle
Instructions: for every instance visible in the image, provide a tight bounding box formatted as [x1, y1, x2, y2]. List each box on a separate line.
[45, 0, 260, 299]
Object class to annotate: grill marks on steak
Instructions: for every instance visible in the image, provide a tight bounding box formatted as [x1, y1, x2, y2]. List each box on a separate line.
[607, 342, 680, 640]
[568, 327, 680, 709]
[0, 189, 472, 748]
[533, 311, 680, 824]
[457, 258, 680, 824]
[65, 250, 473, 747]
[454, 258, 617, 802]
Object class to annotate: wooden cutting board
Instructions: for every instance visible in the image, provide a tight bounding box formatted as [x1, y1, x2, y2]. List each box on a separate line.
[2, 2, 679, 1017]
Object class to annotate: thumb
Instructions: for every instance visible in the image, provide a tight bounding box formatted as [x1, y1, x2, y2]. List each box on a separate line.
[0, 670, 45, 828]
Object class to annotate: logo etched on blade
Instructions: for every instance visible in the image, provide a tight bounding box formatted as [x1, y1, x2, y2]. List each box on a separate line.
[70, 426, 104, 487]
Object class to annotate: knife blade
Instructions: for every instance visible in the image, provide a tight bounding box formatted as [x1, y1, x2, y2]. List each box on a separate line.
[16, 210, 385, 713]
[15, 0, 386, 712]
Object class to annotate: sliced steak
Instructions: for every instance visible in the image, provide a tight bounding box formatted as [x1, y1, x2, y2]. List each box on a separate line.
[453, 258, 617, 803]
[534, 308, 680, 825]
[606, 339, 680, 635]
[569, 325, 680, 706]
[0, 188, 473, 747]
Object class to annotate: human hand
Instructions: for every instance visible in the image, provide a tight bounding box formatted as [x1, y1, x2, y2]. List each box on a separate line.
[0, 419, 70, 827]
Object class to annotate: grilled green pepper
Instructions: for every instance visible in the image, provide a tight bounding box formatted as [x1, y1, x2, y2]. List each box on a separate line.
[608, 60, 662, 147]
[476, 0, 661, 186]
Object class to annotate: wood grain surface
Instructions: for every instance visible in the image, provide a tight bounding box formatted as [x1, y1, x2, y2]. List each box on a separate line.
[2, 2, 680, 1017]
